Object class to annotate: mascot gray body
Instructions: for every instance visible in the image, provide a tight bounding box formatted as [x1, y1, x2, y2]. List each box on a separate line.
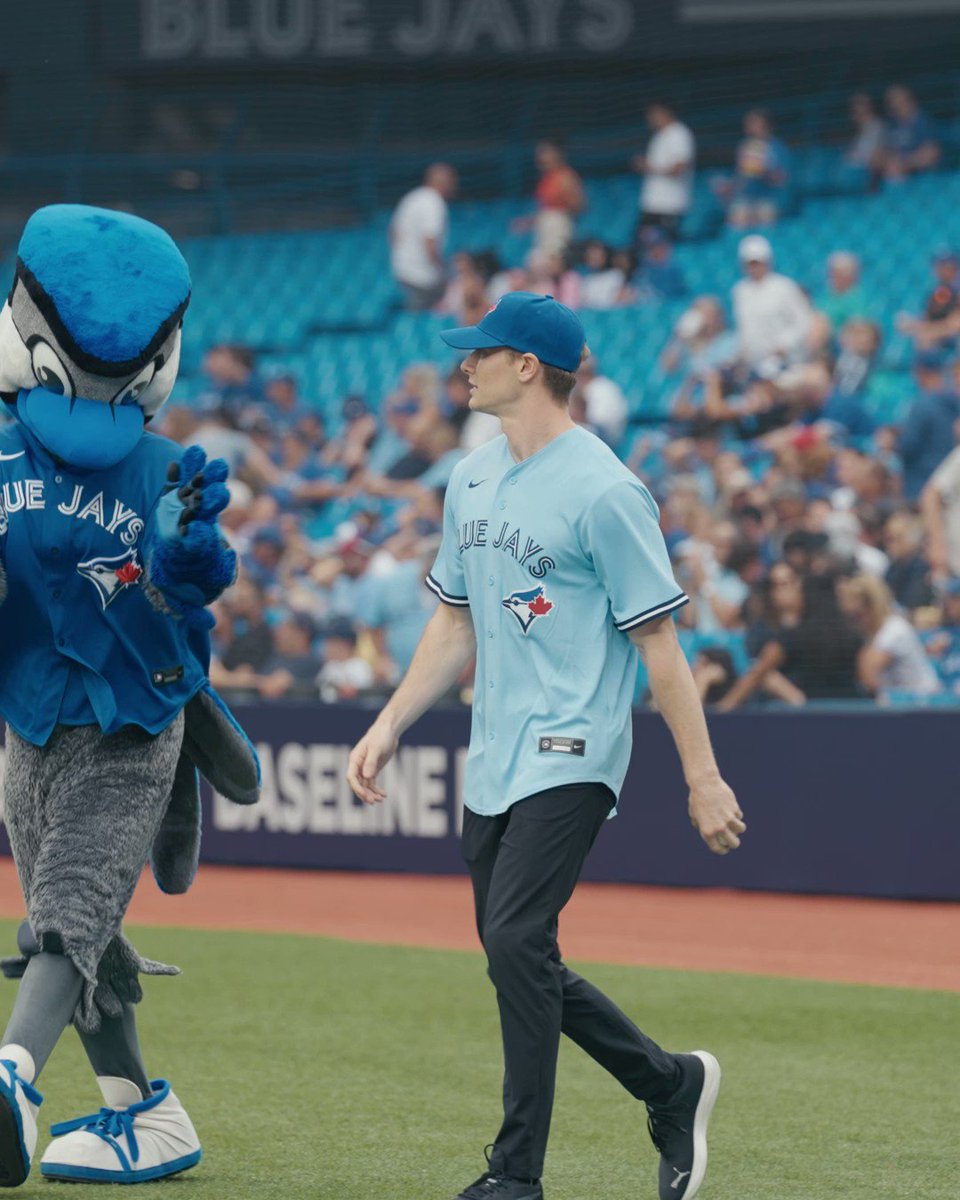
[0, 205, 259, 1186]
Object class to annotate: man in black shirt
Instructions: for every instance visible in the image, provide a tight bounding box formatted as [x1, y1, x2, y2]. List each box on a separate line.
[219, 578, 274, 673]
[897, 249, 960, 350]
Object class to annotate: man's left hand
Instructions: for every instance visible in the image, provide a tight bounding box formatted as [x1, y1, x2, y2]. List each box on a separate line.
[689, 776, 746, 855]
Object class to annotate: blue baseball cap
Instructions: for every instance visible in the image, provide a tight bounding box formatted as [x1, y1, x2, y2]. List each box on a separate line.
[439, 292, 585, 372]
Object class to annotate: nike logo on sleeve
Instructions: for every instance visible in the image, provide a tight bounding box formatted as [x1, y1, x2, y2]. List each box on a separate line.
[468, 479, 487, 488]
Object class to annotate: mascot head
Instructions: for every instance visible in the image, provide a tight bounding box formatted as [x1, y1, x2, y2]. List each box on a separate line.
[0, 204, 190, 470]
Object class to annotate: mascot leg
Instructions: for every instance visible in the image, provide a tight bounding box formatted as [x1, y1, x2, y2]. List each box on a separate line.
[0, 715, 200, 1185]
[76, 1003, 149, 1098]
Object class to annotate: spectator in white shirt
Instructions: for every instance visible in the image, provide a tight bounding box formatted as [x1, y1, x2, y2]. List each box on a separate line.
[577, 240, 629, 309]
[921, 434, 960, 580]
[389, 163, 458, 310]
[574, 358, 629, 447]
[316, 621, 375, 703]
[633, 102, 696, 243]
[845, 92, 886, 175]
[839, 574, 941, 700]
[732, 235, 813, 375]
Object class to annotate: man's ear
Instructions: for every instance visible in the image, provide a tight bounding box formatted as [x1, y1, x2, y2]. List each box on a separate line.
[518, 353, 540, 382]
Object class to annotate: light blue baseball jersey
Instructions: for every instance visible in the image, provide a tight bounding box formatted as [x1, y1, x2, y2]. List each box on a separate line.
[427, 425, 688, 816]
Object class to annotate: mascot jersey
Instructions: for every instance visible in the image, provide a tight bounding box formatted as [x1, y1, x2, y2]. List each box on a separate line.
[0, 421, 209, 746]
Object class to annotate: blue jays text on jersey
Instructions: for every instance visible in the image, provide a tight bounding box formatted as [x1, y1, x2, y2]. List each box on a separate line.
[0, 478, 145, 545]
[456, 519, 555, 578]
[428, 426, 688, 817]
[0, 422, 210, 746]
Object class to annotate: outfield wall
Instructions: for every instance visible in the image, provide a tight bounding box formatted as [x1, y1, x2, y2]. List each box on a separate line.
[202, 700, 950, 902]
[0, 705, 954, 900]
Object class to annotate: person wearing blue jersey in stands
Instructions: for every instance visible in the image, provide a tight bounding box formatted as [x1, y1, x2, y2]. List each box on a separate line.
[347, 292, 746, 1200]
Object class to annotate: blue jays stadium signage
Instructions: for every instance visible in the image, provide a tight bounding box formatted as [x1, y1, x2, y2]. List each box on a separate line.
[131, 0, 635, 62]
[92, 0, 960, 66]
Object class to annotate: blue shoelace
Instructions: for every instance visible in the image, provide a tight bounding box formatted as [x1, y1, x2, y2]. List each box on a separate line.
[0, 1060, 42, 1109]
[48, 1083, 170, 1173]
[50, 1107, 140, 1170]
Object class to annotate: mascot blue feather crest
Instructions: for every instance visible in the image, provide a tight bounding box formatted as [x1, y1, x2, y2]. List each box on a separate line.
[0, 205, 190, 470]
[17, 205, 191, 367]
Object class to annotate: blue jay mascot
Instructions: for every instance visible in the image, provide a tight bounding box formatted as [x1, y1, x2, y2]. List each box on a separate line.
[0, 205, 260, 1186]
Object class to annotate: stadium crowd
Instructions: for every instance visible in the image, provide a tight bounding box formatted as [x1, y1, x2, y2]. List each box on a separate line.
[3, 85, 952, 709]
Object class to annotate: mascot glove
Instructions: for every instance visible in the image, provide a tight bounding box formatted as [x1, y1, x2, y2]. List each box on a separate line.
[147, 445, 238, 629]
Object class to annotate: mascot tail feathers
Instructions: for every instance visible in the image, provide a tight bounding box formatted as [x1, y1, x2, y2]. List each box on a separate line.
[149, 685, 260, 895]
[150, 755, 202, 896]
[183, 684, 261, 801]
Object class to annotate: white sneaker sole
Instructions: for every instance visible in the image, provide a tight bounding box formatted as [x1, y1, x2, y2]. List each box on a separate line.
[683, 1051, 721, 1199]
[41, 1147, 201, 1184]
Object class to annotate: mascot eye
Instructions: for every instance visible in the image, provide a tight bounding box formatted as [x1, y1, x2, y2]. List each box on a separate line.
[30, 339, 74, 399]
[113, 361, 157, 406]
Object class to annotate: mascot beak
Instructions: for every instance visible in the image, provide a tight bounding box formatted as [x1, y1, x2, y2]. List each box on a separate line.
[16, 387, 145, 470]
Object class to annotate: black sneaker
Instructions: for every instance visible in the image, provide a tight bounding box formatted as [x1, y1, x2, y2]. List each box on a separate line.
[454, 1171, 544, 1199]
[646, 1051, 721, 1200]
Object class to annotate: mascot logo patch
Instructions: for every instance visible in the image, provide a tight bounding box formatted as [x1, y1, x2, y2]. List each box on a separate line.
[502, 585, 554, 634]
[77, 549, 143, 610]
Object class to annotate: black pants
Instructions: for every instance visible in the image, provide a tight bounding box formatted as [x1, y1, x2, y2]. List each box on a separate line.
[462, 783, 681, 1181]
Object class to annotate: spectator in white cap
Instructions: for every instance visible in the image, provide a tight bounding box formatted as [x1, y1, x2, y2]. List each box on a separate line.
[731, 235, 813, 374]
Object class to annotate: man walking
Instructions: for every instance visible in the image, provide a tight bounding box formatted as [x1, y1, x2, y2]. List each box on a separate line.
[347, 293, 746, 1200]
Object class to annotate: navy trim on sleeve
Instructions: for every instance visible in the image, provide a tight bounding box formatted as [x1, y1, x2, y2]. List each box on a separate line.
[425, 573, 470, 608]
[616, 592, 689, 631]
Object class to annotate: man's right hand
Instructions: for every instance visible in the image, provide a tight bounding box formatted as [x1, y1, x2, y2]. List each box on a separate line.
[347, 722, 399, 806]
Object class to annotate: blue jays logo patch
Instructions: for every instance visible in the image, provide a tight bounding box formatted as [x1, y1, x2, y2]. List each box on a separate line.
[77, 548, 143, 610]
[502, 585, 554, 634]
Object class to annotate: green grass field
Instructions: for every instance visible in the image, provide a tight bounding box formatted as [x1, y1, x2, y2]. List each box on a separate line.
[0, 918, 956, 1199]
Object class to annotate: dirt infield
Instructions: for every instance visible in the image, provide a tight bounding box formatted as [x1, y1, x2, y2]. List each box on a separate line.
[0, 858, 954, 991]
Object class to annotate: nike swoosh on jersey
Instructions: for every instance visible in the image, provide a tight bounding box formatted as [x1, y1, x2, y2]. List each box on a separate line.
[0, 451, 25, 461]
[468, 479, 487, 488]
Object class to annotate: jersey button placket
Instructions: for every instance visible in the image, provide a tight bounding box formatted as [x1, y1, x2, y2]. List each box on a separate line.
[485, 496, 503, 736]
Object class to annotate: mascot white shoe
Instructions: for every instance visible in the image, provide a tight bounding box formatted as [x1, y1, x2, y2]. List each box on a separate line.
[0, 1059, 41, 1187]
[41, 1079, 201, 1184]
